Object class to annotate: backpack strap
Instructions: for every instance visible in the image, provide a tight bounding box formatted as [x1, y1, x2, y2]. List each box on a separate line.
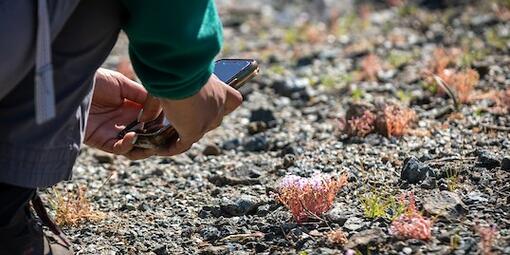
[34, 0, 56, 124]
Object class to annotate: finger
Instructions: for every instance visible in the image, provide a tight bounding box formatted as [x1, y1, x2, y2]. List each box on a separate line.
[112, 132, 137, 155]
[116, 72, 148, 104]
[207, 117, 223, 132]
[223, 85, 243, 115]
[125, 148, 157, 160]
[164, 139, 195, 156]
[139, 95, 162, 122]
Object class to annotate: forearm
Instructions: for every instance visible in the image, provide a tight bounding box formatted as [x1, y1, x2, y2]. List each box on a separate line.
[121, 0, 223, 99]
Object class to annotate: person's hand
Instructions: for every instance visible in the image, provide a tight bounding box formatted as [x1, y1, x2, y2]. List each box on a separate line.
[84, 68, 162, 159]
[140, 74, 242, 156]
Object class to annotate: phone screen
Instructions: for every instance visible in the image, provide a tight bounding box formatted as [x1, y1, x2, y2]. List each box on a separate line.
[214, 59, 251, 83]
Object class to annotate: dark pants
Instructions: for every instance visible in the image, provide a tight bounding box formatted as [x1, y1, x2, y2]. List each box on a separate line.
[0, 183, 35, 226]
[0, 182, 38, 254]
[0, 0, 122, 188]
[0, 0, 123, 253]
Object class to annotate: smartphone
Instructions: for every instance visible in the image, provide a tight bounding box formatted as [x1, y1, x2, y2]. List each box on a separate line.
[214, 59, 259, 89]
[119, 59, 259, 149]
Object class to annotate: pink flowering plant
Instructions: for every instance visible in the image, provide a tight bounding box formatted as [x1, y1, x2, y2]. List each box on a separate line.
[475, 223, 498, 255]
[347, 110, 376, 137]
[276, 174, 347, 223]
[340, 104, 416, 138]
[390, 192, 433, 240]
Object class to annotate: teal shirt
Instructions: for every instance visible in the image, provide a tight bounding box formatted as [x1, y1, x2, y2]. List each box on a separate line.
[121, 0, 223, 99]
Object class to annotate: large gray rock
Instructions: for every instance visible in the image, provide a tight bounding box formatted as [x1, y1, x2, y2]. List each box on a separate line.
[346, 228, 386, 249]
[343, 216, 365, 231]
[476, 150, 500, 169]
[220, 195, 261, 217]
[423, 191, 468, 218]
[401, 156, 436, 184]
[203, 144, 222, 156]
[500, 156, 510, 171]
[243, 133, 269, 152]
[325, 203, 356, 225]
[92, 149, 114, 164]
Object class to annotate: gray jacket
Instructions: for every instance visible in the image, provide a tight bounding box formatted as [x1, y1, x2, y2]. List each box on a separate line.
[0, 0, 123, 188]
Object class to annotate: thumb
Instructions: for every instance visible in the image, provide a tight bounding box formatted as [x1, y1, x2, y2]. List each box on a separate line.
[223, 85, 243, 115]
[139, 94, 162, 122]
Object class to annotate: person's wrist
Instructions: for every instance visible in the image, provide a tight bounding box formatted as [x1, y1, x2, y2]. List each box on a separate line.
[145, 69, 213, 101]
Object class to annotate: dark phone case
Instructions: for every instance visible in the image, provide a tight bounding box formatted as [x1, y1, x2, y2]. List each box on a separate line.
[216, 59, 259, 89]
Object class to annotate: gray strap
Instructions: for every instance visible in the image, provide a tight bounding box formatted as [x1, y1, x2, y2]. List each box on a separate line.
[35, 0, 56, 124]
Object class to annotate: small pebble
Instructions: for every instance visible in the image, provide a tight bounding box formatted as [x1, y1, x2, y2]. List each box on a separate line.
[203, 144, 222, 156]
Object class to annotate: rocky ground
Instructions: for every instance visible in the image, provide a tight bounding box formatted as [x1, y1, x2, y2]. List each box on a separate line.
[41, 1, 509, 254]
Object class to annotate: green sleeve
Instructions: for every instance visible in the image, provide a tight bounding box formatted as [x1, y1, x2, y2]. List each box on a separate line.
[121, 0, 223, 99]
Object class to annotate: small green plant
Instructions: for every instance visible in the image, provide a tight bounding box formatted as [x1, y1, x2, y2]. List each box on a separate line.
[388, 50, 414, 69]
[486, 28, 508, 50]
[398, 4, 418, 17]
[319, 72, 357, 89]
[268, 64, 286, 75]
[283, 28, 300, 45]
[237, 40, 247, 52]
[360, 191, 406, 220]
[497, 0, 510, 8]
[396, 90, 413, 103]
[351, 88, 365, 101]
[460, 49, 488, 68]
[421, 80, 438, 94]
[474, 108, 484, 116]
[445, 169, 460, 191]
[361, 192, 388, 219]
[320, 75, 337, 88]
[386, 195, 407, 220]
[334, 13, 360, 36]
[457, 36, 490, 66]
[440, 8, 457, 24]
[340, 72, 356, 86]
[381, 20, 393, 34]
[221, 43, 232, 56]
[450, 232, 461, 251]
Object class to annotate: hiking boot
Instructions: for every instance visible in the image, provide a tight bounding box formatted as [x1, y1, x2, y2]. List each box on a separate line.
[0, 184, 73, 255]
[33, 194, 74, 255]
[40, 228, 74, 255]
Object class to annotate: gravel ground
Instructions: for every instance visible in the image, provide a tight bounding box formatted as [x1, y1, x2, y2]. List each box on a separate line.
[41, 1, 509, 254]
